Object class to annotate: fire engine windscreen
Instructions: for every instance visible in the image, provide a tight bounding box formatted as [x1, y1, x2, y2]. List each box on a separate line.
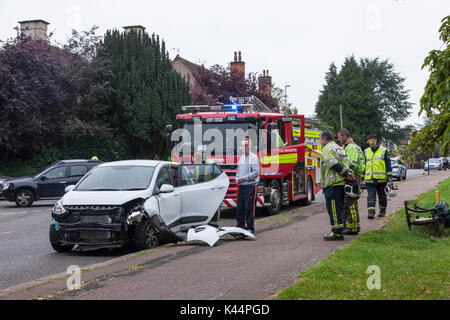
[176, 122, 260, 156]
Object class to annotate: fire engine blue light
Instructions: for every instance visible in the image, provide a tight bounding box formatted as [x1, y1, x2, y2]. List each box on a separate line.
[232, 105, 237, 110]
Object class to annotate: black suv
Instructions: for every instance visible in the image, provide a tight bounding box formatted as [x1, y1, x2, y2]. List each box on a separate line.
[1, 160, 101, 207]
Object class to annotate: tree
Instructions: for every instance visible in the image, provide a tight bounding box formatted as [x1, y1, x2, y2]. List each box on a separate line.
[315, 56, 412, 146]
[272, 85, 297, 115]
[0, 27, 120, 163]
[61, 27, 115, 139]
[0, 37, 70, 159]
[101, 29, 191, 159]
[191, 65, 278, 110]
[409, 15, 450, 156]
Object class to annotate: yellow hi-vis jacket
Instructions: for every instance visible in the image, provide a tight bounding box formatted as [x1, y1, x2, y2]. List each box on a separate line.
[344, 140, 366, 177]
[364, 146, 389, 183]
[320, 141, 351, 188]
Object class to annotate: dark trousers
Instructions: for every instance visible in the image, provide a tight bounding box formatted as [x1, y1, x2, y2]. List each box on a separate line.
[344, 194, 361, 232]
[236, 185, 257, 233]
[324, 185, 345, 234]
[366, 182, 387, 214]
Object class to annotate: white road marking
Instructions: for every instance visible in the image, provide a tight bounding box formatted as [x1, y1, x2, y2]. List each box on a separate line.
[0, 211, 28, 215]
[0, 231, 13, 235]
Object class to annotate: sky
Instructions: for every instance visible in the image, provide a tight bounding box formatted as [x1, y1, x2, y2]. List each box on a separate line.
[0, 0, 448, 127]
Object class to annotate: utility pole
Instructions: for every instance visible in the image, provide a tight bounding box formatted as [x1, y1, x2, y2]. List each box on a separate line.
[284, 85, 291, 109]
[339, 105, 343, 129]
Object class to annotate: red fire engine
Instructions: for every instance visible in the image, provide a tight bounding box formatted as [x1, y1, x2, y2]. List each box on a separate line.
[166, 96, 322, 215]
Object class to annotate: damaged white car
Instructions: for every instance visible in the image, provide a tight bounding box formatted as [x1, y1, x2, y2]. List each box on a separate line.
[49, 160, 229, 252]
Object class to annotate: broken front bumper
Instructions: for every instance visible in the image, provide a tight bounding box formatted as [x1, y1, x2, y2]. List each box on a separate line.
[52, 205, 128, 247]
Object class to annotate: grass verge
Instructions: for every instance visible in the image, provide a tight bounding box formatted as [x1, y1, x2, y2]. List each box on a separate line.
[274, 178, 450, 300]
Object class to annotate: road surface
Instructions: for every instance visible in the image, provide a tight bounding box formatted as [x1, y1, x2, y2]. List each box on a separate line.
[0, 169, 430, 292]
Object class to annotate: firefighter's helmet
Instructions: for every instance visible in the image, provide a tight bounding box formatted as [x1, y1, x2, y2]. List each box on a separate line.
[344, 181, 363, 199]
[385, 182, 398, 198]
[91, 156, 99, 161]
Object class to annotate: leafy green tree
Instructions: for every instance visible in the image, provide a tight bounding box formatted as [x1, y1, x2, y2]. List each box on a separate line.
[409, 15, 450, 156]
[102, 29, 191, 159]
[315, 56, 412, 146]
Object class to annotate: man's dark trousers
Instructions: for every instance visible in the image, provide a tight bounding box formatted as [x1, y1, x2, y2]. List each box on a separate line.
[324, 185, 345, 234]
[236, 185, 257, 233]
[366, 181, 387, 214]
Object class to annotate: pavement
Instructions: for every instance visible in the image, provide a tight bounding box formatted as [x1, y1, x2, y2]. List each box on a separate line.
[0, 170, 448, 300]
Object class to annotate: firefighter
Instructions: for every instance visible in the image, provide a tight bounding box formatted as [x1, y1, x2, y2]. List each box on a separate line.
[364, 134, 393, 219]
[338, 129, 365, 235]
[320, 130, 356, 241]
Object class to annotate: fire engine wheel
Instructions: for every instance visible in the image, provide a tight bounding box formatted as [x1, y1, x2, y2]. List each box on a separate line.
[300, 176, 313, 206]
[267, 180, 281, 216]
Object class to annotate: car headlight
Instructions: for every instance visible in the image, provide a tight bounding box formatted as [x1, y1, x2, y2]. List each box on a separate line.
[2, 182, 10, 190]
[52, 200, 67, 215]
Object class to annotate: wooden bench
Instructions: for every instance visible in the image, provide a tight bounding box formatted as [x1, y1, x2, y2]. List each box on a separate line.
[404, 200, 449, 236]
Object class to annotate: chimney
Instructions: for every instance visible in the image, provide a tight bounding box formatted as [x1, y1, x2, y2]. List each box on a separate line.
[230, 51, 245, 81]
[123, 25, 146, 37]
[259, 69, 272, 97]
[18, 20, 49, 41]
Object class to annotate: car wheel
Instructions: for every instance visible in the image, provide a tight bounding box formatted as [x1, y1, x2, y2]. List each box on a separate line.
[49, 224, 74, 253]
[266, 180, 281, 216]
[403, 171, 407, 180]
[133, 218, 160, 250]
[300, 176, 313, 206]
[15, 189, 34, 207]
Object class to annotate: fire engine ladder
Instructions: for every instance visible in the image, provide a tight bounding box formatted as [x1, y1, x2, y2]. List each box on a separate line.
[249, 95, 272, 113]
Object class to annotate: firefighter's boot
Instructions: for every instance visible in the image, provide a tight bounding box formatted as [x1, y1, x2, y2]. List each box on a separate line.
[378, 207, 386, 217]
[323, 232, 344, 241]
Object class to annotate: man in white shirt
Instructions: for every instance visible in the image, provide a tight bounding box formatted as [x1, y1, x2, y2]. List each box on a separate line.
[235, 137, 260, 234]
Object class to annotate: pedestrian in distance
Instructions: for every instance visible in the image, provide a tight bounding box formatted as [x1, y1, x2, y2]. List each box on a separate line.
[235, 137, 260, 235]
[338, 129, 365, 235]
[320, 130, 356, 241]
[364, 134, 393, 219]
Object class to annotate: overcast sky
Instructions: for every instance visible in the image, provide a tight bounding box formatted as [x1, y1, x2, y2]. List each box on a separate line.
[1, 0, 448, 127]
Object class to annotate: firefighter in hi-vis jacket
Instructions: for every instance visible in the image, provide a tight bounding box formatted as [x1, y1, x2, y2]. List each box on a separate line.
[319, 130, 356, 241]
[364, 134, 393, 219]
[338, 129, 366, 235]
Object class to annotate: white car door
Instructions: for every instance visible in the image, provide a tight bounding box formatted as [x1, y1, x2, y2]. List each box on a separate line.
[178, 164, 229, 228]
[154, 165, 181, 228]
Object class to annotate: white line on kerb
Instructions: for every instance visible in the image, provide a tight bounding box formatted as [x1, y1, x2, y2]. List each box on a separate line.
[0, 232, 13, 235]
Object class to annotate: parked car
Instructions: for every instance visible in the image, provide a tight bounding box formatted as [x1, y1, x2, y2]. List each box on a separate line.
[0, 175, 8, 200]
[391, 158, 407, 181]
[1, 160, 102, 207]
[424, 158, 443, 171]
[49, 160, 229, 252]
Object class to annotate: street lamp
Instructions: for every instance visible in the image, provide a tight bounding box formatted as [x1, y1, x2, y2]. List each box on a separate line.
[284, 85, 291, 108]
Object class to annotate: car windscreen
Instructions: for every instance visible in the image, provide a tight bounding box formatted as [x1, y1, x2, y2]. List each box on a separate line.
[75, 166, 155, 191]
[429, 159, 441, 163]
